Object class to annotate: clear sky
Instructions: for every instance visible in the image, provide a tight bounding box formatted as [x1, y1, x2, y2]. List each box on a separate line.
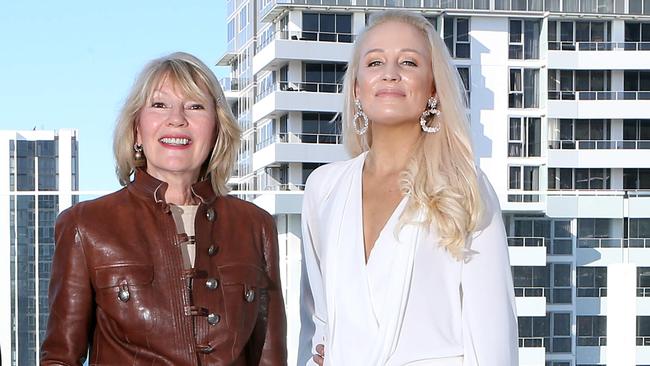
[0, 0, 228, 191]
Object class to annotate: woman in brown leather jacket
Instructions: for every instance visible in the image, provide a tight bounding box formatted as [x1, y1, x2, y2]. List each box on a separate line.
[40, 52, 287, 365]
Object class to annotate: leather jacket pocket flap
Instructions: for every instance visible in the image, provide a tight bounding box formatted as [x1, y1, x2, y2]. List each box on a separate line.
[94, 264, 154, 289]
[218, 264, 268, 287]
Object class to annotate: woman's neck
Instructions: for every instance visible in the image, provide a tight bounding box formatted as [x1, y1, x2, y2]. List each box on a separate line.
[146, 169, 199, 205]
[365, 122, 420, 176]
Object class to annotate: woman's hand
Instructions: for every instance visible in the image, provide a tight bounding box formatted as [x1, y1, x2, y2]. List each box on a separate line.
[312, 344, 325, 365]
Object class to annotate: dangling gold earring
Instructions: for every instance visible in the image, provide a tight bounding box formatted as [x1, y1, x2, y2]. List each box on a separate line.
[133, 143, 144, 160]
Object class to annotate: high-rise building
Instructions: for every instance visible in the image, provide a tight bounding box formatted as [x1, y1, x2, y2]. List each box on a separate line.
[219, 1, 650, 365]
[0, 129, 79, 366]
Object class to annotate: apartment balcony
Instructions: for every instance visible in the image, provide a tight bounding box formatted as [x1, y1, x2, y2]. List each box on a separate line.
[546, 191, 624, 218]
[575, 237, 650, 266]
[548, 42, 650, 70]
[219, 77, 241, 103]
[547, 91, 650, 119]
[503, 190, 546, 213]
[252, 133, 348, 171]
[639, 290, 650, 315]
[518, 347, 545, 366]
[547, 140, 650, 169]
[253, 30, 353, 75]
[251, 189, 305, 215]
[577, 345, 606, 364]
[629, 191, 650, 217]
[639, 344, 650, 364]
[514, 287, 546, 317]
[253, 81, 343, 123]
[508, 236, 546, 266]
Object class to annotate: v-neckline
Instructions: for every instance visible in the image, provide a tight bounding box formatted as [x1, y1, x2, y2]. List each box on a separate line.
[358, 153, 408, 266]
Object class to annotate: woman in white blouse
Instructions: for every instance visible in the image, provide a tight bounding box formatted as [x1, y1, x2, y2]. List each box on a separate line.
[298, 10, 518, 366]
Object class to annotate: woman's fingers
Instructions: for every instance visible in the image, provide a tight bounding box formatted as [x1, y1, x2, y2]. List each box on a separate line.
[313, 343, 325, 365]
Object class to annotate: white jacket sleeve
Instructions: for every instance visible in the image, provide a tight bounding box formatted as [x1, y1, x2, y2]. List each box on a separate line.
[462, 175, 519, 366]
[298, 177, 328, 366]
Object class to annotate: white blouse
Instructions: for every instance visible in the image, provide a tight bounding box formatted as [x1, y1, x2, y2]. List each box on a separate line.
[298, 153, 518, 366]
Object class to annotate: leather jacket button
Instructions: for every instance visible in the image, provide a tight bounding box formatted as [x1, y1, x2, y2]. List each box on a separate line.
[118, 285, 130, 302]
[207, 313, 221, 325]
[207, 245, 218, 256]
[205, 208, 215, 222]
[205, 278, 219, 290]
[244, 288, 255, 303]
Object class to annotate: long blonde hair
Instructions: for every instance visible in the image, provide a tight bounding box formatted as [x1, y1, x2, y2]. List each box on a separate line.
[113, 52, 240, 196]
[342, 10, 482, 259]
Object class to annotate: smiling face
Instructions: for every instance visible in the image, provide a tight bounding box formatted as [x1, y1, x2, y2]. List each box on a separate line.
[355, 20, 435, 129]
[136, 76, 217, 183]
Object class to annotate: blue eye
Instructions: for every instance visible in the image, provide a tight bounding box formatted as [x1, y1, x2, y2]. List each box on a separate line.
[402, 60, 417, 66]
[368, 60, 382, 67]
[188, 104, 205, 110]
[151, 102, 166, 108]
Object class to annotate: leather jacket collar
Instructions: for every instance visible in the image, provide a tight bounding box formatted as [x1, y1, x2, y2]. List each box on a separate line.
[127, 168, 217, 206]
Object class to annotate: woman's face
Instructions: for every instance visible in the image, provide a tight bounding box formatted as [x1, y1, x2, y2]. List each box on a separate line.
[136, 77, 217, 183]
[355, 20, 434, 129]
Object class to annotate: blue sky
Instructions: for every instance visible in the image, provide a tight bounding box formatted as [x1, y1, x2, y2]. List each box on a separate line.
[0, 0, 228, 191]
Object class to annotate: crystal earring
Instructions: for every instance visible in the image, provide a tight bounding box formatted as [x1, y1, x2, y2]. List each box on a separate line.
[353, 99, 369, 135]
[420, 96, 441, 134]
[133, 143, 144, 160]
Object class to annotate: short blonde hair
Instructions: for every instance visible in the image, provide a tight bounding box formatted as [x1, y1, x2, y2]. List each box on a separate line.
[113, 52, 240, 196]
[342, 10, 483, 259]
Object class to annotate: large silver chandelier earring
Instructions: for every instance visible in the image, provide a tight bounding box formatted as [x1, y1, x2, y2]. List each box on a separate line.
[133, 143, 144, 160]
[420, 96, 441, 134]
[353, 99, 369, 135]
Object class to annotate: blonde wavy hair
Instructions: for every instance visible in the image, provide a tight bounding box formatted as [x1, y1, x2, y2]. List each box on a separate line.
[113, 52, 240, 196]
[342, 10, 483, 259]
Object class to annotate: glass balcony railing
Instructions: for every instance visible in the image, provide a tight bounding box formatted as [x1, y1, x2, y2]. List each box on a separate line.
[548, 90, 650, 100]
[548, 139, 650, 149]
[257, 133, 343, 149]
[260, 0, 645, 15]
[514, 286, 547, 297]
[219, 77, 241, 93]
[255, 81, 343, 102]
[549, 41, 650, 51]
[507, 236, 545, 247]
[257, 30, 355, 52]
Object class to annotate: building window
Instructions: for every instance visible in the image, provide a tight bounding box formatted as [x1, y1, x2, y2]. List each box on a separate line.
[624, 71, 650, 100]
[623, 119, 650, 141]
[456, 66, 470, 107]
[239, 4, 248, 31]
[577, 316, 607, 346]
[551, 220, 573, 255]
[548, 70, 611, 100]
[302, 13, 352, 42]
[512, 266, 548, 297]
[549, 312, 572, 353]
[549, 119, 611, 149]
[509, 19, 540, 59]
[576, 218, 619, 248]
[638, 316, 650, 345]
[624, 169, 650, 189]
[549, 263, 572, 304]
[496, 0, 545, 11]
[518, 316, 548, 348]
[443, 17, 470, 59]
[509, 68, 539, 108]
[625, 22, 650, 49]
[629, 0, 650, 15]
[577, 267, 607, 297]
[508, 117, 541, 157]
[508, 165, 539, 202]
[508, 217, 549, 247]
[303, 63, 346, 93]
[302, 112, 342, 144]
[548, 168, 611, 190]
[637, 267, 650, 297]
[548, 20, 610, 50]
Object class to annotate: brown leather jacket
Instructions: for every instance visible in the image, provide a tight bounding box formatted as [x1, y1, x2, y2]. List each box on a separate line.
[41, 170, 287, 365]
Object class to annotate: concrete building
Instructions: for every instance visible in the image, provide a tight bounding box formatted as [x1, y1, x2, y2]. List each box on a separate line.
[219, 1, 650, 365]
[0, 129, 79, 366]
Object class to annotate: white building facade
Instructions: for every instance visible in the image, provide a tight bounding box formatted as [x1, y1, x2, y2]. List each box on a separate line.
[219, 1, 650, 365]
[0, 129, 79, 366]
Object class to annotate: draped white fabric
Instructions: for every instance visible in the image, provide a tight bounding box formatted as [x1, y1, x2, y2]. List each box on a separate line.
[298, 153, 518, 366]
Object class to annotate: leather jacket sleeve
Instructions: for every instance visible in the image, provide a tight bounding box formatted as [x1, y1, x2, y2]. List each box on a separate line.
[41, 207, 93, 365]
[245, 212, 288, 365]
